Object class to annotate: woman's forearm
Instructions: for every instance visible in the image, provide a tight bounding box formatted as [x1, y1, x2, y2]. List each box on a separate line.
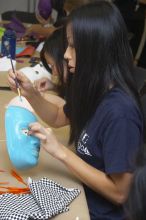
[58, 145, 132, 205]
[27, 91, 67, 127]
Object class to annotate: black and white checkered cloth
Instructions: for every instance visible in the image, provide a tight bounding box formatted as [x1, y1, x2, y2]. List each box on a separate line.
[0, 177, 80, 220]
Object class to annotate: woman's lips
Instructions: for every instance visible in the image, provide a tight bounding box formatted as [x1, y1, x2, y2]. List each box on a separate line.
[68, 65, 75, 73]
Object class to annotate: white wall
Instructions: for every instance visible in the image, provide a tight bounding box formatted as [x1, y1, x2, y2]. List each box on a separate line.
[0, 0, 36, 14]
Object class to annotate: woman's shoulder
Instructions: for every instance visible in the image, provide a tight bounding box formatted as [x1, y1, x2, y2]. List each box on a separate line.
[100, 87, 142, 121]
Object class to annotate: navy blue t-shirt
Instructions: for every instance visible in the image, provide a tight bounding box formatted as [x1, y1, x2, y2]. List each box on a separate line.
[64, 87, 143, 220]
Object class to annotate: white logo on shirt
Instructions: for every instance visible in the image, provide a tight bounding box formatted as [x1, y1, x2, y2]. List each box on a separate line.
[82, 133, 89, 144]
[77, 132, 92, 156]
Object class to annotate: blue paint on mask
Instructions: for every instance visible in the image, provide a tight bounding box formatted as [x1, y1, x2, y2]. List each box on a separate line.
[5, 106, 40, 170]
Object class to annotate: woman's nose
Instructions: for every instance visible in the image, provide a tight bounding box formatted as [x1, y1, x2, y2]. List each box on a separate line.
[64, 46, 70, 61]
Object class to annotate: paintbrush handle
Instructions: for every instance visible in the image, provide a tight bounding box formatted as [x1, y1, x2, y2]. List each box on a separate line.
[10, 57, 15, 73]
[14, 78, 20, 88]
[10, 57, 20, 88]
[9, 56, 22, 99]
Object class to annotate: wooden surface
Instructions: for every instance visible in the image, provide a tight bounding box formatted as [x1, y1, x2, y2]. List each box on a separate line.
[0, 90, 90, 220]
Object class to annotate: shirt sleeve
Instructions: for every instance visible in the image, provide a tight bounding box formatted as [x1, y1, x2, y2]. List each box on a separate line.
[102, 117, 142, 174]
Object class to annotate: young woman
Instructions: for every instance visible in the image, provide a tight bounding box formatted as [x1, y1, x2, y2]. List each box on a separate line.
[34, 27, 67, 97]
[8, 1, 144, 219]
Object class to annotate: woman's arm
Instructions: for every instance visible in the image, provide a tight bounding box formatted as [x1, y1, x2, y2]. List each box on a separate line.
[29, 122, 133, 205]
[61, 146, 132, 205]
[8, 70, 69, 127]
[27, 91, 68, 127]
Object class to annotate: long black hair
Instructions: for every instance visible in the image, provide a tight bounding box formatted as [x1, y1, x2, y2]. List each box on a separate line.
[40, 27, 67, 97]
[65, 0, 141, 144]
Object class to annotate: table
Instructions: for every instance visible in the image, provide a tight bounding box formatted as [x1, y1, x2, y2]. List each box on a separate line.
[0, 90, 90, 220]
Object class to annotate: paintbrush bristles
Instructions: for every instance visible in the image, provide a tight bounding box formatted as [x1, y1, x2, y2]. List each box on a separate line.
[16, 84, 22, 101]
[17, 87, 21, 97]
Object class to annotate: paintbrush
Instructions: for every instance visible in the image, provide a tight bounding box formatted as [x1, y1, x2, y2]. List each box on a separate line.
[4, 40, 22, 100]
[10, 57, 22, 100]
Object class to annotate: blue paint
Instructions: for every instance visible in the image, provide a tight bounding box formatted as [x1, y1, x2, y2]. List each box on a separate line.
[5, 106, 40, 170]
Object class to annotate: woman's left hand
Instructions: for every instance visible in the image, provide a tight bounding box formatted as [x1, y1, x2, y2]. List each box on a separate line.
[28, 122, 65, 159]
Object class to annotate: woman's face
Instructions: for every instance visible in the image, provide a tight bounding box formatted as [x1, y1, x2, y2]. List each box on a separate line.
[64, 25, 76, 74]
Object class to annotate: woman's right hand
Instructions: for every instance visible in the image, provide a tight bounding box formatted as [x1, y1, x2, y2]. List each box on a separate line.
[28, 122, 66, 160]
[8, 69, 37, 98]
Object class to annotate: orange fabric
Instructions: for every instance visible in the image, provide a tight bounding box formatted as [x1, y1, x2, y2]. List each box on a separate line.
[0, 169, 30, 194]
[16, 45, 35, 57]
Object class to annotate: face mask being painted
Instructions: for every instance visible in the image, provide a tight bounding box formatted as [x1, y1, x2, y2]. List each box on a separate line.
[5, 96, 40, 170]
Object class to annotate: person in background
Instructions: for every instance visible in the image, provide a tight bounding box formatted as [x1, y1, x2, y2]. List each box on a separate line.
[8, 1, 144, 219]
[114, 0, 146, 67]
[26, 0, 91, 37]
[125, 165, 146, 220]
[26, 0, 65, 37]
[25, 0, 54, 37]
[125, 145, 146, 220]
[34, 26, 67, 98]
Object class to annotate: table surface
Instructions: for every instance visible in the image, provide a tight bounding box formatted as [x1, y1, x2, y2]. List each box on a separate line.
[0, 90, 90, 220]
